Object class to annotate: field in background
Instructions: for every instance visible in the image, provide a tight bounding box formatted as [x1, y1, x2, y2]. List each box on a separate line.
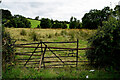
[5, 28, 96, 44]
[28, 19, 41, 28]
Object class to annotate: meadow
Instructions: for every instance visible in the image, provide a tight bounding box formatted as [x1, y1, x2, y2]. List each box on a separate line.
[3, 27, 120, 79]
[28, 19, 41, 28]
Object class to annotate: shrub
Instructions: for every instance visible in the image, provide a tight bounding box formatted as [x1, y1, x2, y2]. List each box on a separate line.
[20, 29, 26, 36]
[2, 26, 16, 71]
[86, 16, 120, 70]
[29, 31, 38, 41]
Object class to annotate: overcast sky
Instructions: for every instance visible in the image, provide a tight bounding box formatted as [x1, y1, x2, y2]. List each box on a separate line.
[0, 0, 120, 21]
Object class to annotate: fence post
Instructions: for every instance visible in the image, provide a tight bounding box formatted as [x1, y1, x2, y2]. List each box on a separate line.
[38, 41, 43, 70]
[41, 40, 43, 54]
[42, 45, 47, 68]
[76, 39, 79, 68]
[38, 44, 47, 70]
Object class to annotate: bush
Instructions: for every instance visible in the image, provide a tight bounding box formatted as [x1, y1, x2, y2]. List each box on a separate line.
[86, 16, 120, 70]
[2, 26, 16, 71]
[29, 31, 38, 41]
[20, 29, 26, 36]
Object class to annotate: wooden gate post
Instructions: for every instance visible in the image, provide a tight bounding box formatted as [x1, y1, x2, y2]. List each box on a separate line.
[38, 44, 47, 70]
[76, 39, 79, 68]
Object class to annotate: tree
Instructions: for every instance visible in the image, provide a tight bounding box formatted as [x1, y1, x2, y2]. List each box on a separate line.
[86, 16, 120, 70]
[2, 9, 12, 19]
[35, 16, 39, 20]
[4, 15, 31, 28]
[69, 16, 81, 29]
[114, 5, 120, 20]
[40, 18, 52, 28]
[82, 7, 112, 29]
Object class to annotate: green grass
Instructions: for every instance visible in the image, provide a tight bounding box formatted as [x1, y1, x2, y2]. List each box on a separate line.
[3, 66, 120, 79]
[28, 19, 41, 28]
[66, 24, 69, 29]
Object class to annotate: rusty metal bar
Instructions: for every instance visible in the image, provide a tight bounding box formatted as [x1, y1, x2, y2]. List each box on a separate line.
[15, 41, 77, 45]
[15, 53, 41, 56]
[42, 43, 65, 64]
[44, 60, 89, 63]
[14, 45, 94, 50]
[44, 56, 77, 58]
[24, 42, 40, 66]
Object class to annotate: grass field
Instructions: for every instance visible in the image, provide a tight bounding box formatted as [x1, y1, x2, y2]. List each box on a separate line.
[3, 28, 119, 79]
[5, 28, 95, 65]
[28, 19, 41, 28]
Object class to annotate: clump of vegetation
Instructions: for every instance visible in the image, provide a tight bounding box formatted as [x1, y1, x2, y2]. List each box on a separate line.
[86, 16, 120, 70]
[60, 30, 67, 36]
[20, 29, 26, 36]
[2, 26, 16, 71]
[47, 34, 52, 38]
[29, 31, 38, 41]
[68, 31, 75, 41]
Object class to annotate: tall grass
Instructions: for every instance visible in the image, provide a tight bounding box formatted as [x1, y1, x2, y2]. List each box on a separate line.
[2, 66, 120, 79]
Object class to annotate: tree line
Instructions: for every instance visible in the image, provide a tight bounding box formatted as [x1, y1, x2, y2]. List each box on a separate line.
[2, 5, 120, 29]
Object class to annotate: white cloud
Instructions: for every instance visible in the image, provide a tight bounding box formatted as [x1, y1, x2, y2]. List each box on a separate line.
[1, 0, 120, 21]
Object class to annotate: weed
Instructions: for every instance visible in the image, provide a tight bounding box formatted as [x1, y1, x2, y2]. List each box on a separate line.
[20, 29, 26, 36]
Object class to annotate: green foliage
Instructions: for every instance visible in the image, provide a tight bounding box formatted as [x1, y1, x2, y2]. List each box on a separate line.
[86, 16, 120, 70]
[13, 15, 31, 28]
[20, 29, 26, 36]
[2, 9, 31, 28]
[82, 7, 112, 29]
[52, 20, 67, 29]
[35, 16, 39, 20]
[69, 16, 81, 29]
[114, 5, 120, 20]
[40, 18, 52, 28]
[2, 9, 12, 19]
[2, 26, 16, 71]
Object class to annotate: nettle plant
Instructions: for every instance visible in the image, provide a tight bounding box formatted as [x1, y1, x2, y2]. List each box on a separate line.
[86, 16, 120, 69]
